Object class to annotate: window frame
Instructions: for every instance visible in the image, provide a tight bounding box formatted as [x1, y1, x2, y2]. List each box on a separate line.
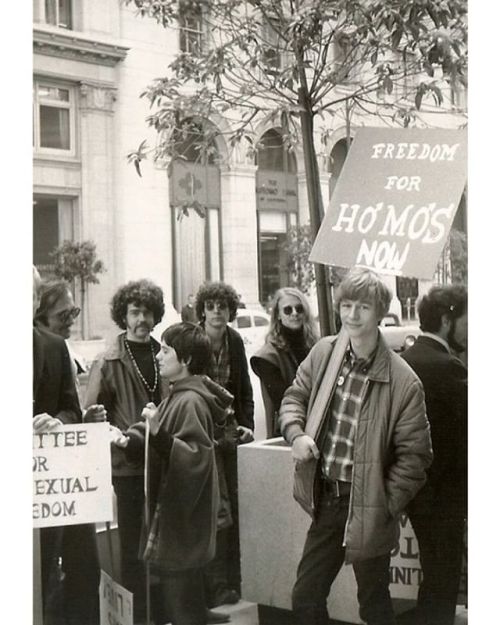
[33, 79, 76, 157]
[179, 3, 204, 56]
[42, 0, 73, 30]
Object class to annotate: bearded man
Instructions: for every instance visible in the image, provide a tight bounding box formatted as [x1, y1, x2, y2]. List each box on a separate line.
[86, 279, 166, 623]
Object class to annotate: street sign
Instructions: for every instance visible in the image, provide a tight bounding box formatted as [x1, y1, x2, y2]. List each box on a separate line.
[33, 422, 113, 528]
[309, 128, 467, 279]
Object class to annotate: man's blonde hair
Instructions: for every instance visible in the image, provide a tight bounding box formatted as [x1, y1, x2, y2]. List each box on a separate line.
[334, 268, 392, 320]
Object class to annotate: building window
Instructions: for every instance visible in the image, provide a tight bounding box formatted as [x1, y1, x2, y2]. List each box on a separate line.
[33, 81, 74, 153]
[44, 0, 73, 29]
[179, 2, 204, 55]
[332, 29, 358, 83]
[33, 195, 74, 276]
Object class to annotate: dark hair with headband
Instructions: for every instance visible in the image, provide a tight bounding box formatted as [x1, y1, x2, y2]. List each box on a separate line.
[417, 285, 467, 333]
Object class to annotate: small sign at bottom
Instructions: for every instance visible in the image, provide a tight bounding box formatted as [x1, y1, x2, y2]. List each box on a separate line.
[100, 570, 133, 625]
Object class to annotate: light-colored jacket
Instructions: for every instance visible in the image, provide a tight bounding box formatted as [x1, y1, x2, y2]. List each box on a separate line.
[279, 333, 433, 564]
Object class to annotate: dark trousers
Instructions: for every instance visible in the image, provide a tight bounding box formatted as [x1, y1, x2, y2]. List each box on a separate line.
[113, 475, 146, 620]
[41, 523, 100, 625]
[407, 500, 465, 625]
[292, 488, 396, 625]
[204, 446, 241, 603]
[160, 568, 206, 625]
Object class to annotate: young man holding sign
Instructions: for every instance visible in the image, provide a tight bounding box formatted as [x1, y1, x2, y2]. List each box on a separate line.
[279, 268, 432, 625]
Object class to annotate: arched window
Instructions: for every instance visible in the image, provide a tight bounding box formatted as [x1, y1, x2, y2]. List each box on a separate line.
[256, 128, 297, 172]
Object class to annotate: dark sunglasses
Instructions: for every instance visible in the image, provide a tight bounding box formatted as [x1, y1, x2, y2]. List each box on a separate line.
[282, 304, 304, 316]
[55, 307, 81, 323]
[205, 300, 228, 311]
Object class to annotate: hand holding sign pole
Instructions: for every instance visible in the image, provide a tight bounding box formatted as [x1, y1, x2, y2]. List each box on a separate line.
[309, 128, 467, 280]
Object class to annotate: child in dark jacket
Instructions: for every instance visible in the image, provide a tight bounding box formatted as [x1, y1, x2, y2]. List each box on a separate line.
[112, 322, 233, 625]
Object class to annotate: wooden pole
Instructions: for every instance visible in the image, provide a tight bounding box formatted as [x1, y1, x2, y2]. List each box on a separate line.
[298, 86, 333, 336]
[33, 529, 44, 625]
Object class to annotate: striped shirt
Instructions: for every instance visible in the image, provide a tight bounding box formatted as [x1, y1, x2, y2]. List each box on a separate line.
[321, 345, 376, 483]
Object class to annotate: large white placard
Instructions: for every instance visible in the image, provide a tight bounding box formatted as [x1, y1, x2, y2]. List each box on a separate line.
[33, 422, 113, 528]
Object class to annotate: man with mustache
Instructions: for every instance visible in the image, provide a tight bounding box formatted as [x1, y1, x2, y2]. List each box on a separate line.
[86, 279, 166, 624]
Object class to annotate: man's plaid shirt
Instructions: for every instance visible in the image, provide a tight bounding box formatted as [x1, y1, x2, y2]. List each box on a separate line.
[322, 345, 376, 483]
[210, 331, 230, 389]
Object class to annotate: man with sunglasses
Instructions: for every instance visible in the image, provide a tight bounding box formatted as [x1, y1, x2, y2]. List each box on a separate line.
[33, 271, 102, 625]
[279, 268, 432, 625]
[35, 280, 106, 421]
[194, 281, 254, 608]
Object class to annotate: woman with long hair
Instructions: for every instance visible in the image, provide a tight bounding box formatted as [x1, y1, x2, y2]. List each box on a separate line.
[250, 287, 318, 438]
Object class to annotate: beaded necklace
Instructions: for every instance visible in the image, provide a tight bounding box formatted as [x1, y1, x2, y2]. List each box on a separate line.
[124, 338, 159, 399]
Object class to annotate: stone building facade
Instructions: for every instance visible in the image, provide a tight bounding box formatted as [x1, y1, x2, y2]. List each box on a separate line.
[33, 0, 467, 339]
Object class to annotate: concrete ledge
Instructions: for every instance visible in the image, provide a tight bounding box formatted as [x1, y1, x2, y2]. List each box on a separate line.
[160, 600, 259, 625]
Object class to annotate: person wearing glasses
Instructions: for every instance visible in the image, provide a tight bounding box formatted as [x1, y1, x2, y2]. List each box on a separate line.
[250, 287, 319, 438]
[194, 282, 254, 609]
[34, 279, 106, 420]
[33, 271, 102, 625]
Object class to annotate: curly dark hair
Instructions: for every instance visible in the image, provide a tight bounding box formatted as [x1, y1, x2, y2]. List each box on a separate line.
[195, 281, 240, 322]
[111, 279, 165, 329]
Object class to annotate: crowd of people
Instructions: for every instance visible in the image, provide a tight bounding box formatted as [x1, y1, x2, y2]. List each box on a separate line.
[33, 266, 467, 625]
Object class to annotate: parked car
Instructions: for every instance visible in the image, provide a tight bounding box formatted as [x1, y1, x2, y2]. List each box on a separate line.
[379, 313, 421, 352]
[230, 308, 270, 354]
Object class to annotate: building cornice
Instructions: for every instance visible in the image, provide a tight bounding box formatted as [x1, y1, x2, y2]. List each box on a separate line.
[33, 25, 129, 67]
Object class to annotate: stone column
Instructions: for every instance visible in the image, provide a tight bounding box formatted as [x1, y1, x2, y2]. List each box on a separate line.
[219, 165, 260, 307]
[78, 81, 117, 340]
[296, 171, 331, 225]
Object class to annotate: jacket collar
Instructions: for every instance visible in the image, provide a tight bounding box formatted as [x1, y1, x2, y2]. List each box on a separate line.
[329, 330, 392, 383]
[415, 334, 450, 354]
[103, 332, 160, 361]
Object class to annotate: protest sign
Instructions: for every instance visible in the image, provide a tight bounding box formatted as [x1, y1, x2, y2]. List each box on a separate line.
[309, 128, 467, 279]
[100, 570, 133, 625]
[389, 513, 421, 599]
[33, 422, 113, 528]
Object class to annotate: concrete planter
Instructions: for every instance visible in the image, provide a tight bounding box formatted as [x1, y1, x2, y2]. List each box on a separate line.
[238, 438, 422, 623]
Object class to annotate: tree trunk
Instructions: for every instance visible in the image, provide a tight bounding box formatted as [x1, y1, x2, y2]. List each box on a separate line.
[298, 86, 333, 336]
[80, 280, 86, 340]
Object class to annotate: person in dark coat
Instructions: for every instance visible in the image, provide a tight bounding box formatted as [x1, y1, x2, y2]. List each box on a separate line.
[112, 323, 234, 625]
[195, 281, 254, 607]
[181, 293, 197, 323]
[33, 268, 101, 625]
[399, 285, 467, 625]
[250, 287, 319, 438]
